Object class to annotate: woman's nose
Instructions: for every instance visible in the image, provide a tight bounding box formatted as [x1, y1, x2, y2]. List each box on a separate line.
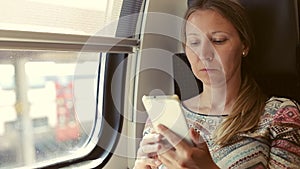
[198, 40, 214, 62]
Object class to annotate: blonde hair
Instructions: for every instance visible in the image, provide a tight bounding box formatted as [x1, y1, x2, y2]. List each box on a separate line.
[184, 0, 267, 145]
[214, 67, 267, 145]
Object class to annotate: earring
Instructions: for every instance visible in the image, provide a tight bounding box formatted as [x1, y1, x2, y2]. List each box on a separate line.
[242, 51, 247, 57]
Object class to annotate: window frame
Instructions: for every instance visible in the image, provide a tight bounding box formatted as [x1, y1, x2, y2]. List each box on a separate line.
[0, 30, 138, 53]
[0, 0, 144, 167]
[0, 50, 130, 169]
[0, 48, 131, 168]
[40, 53, 128, 169]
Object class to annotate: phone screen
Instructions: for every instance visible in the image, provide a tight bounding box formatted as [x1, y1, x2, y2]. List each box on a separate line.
[142, 95, 193, 145]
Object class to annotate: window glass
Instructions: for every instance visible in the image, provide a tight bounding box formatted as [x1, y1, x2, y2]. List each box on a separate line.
[0, 51, 100, 168]
[0, 0, 143, 167]
[0, 0, 123, 36]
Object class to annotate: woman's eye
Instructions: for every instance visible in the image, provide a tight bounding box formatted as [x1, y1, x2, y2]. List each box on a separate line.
[188, 41, 200, 46]
[212, 38, 227, 45]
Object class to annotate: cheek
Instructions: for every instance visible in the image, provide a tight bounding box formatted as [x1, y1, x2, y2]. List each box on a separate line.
[219, 49, 242, 75]
[185, 49, 200, 75]
[185, 48, 199, 65]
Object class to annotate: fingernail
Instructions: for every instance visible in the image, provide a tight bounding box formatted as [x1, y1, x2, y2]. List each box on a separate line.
[157, 124, 166, 130]
[157, 124, 162, 128]
[156, 124, 162, 132]
[155, 160, 161, 165]
[157, 144, 161, 150]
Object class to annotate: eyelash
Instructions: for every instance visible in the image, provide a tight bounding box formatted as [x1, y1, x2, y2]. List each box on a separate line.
[212, 38, 227, 45]
[187, 38, 227, 46]
[189, 41, 200, 46]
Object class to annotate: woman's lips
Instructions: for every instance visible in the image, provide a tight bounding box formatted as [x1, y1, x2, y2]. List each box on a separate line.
[200, 68, 216, 72]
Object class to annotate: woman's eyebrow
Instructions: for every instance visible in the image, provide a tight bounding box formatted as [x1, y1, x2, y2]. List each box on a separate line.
[187, 32, 201, 36]
[211, 31, 230, 35]
[187, 31, 229, 36]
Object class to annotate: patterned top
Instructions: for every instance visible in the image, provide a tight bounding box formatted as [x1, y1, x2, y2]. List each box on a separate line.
[142, 97, 300, 169]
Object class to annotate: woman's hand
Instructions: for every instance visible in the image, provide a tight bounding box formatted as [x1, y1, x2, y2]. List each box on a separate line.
[156, 124, 219, 169]
[133, 133, 163, 169]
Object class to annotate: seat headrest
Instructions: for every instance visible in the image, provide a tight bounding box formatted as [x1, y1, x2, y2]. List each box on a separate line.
[240, 0, 300, 101]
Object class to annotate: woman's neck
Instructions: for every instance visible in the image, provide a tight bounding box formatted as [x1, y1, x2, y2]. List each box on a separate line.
[202, 73, 241, 115]
[184, 74, 241, 115]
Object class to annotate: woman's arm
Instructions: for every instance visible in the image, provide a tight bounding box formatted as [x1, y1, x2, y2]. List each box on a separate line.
[269, 99, 300, 168]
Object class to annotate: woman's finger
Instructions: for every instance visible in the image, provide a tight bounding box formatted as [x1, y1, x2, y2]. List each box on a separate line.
[157, 153, 173, 168]
[140, 143, 162, 155]
[156, 124, 189, 151]
[189, 128, 200, 144]
[140, 133, 162, 146]
[189, 128, 210, 152]
[134, 157, 162, 169]
[189, 128, 206, 145]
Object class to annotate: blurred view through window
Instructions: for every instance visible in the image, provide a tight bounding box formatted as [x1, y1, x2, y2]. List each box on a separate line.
[0, 0, 124, 168]
[0, 51, 100, 168]
[0, 0, 123, 36]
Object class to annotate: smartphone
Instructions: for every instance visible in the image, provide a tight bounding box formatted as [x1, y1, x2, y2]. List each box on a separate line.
[142, 94, 193, 145]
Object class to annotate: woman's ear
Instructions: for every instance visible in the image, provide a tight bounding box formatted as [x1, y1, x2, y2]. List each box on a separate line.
[242, 44, 249, 57]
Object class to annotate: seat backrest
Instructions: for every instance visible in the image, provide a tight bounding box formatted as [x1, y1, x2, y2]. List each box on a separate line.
[241, 0, 300, 101]
[174, 0, 300, 102]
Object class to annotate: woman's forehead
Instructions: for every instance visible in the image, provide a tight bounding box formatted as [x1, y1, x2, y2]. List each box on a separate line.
[186, 9, 236, 35]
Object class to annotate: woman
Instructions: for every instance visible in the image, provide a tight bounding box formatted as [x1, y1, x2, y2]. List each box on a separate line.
[134, 0, 300, 168]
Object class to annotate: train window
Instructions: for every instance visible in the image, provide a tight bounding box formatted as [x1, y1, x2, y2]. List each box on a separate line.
[0, 0, 123, 36]
[0, 0, 143, 168]
[0, 51, 100, 168]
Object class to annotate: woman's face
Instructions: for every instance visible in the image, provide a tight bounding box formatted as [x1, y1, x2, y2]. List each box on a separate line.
[185, 9, 246, 87]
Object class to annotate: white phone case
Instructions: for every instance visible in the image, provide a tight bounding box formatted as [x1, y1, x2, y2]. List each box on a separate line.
[142, 95, 193, 145]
